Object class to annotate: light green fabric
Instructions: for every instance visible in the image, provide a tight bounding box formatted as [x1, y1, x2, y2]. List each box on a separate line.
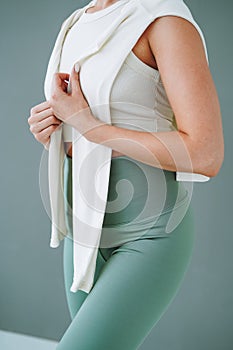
[57, 155, 195, 349]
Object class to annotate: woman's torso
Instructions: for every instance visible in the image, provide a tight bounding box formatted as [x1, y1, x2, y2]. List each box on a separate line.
[59, 1, 175, 158]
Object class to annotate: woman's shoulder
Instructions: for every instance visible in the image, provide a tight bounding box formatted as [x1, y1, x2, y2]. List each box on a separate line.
[139, 0, 209, 64]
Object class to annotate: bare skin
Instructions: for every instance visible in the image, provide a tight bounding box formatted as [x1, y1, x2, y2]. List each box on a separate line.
[28, 0, 159, 157]
[64, 1, 158, 158]
[28, 0, 224, 176]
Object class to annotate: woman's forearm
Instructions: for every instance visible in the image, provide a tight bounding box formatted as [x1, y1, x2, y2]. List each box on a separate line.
[81, 117, 216, 177]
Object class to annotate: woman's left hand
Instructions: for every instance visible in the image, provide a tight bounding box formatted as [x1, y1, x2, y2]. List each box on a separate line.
[48, 63, 96, 135]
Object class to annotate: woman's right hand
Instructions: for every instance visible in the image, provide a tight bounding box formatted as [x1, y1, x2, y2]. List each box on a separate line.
[28, 100, 62, 150]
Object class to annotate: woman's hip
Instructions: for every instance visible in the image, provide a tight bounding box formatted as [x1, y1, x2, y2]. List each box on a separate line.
[63, 154, 192, 247]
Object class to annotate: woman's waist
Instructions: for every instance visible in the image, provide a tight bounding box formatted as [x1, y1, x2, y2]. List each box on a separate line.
[63, 153, 190, 227]
[103, 155, 189, 225]
[64, 142, 126, 158]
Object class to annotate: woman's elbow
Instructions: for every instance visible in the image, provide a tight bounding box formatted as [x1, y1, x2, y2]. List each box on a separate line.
[209, 152, 224, 178]
[194, 146, 225, 178]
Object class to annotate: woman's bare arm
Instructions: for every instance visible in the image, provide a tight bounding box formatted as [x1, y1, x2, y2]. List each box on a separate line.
[147, 15, 224, 175]
[83, 15, 224, 177]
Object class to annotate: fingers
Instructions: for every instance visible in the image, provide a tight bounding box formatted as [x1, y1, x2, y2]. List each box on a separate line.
[50, 67, 81, 97]
[34, 124, 61, 147]
[30, 100, 51, 115]
[70, 63, 81, 96]
[30, 115, 61, 134]
[51, 72, 70, 95]
[55, 72, 70, 81]
[28, 106, 54, 125]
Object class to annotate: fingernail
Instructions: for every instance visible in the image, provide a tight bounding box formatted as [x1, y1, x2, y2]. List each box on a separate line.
[74, 62, 80, 73]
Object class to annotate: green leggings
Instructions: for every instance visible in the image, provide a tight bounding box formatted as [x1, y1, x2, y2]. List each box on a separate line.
[57, 155, 195, 349]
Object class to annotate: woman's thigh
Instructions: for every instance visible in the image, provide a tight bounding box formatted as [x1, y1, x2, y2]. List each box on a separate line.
[63, 235, 107, 320]
[58, 205, 195, 350]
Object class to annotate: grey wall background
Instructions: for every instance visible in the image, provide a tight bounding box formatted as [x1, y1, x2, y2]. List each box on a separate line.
[0, 0, 232, 348]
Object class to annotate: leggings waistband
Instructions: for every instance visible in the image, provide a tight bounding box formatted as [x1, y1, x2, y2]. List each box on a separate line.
[64, 154, 189, 224]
